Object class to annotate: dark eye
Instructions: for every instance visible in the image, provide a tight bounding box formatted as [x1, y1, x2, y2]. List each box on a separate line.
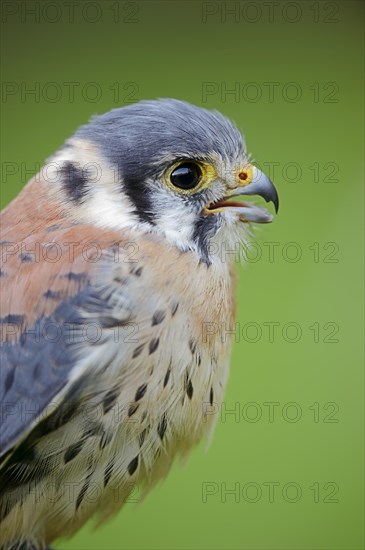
[170, 162, 202, 190]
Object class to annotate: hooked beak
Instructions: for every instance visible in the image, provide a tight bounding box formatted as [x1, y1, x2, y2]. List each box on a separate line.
[205, 165, 279, 224]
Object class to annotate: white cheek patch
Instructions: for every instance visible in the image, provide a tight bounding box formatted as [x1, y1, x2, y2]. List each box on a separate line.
[44, 138, 141, 232]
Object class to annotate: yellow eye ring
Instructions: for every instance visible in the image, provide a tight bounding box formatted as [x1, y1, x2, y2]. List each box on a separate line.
[164, 160, 217, 194]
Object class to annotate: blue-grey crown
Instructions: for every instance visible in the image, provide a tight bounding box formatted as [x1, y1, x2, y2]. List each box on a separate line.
[74, 99, 244, 179]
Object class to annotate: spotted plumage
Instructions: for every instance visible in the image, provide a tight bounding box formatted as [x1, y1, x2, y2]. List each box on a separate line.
[0, 99, 278, 549]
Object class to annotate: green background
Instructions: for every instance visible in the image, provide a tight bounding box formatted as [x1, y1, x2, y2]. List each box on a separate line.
[1, 1, 364, 548]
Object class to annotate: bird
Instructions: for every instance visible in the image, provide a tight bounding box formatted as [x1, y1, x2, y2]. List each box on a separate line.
[0, 99, 278, 550]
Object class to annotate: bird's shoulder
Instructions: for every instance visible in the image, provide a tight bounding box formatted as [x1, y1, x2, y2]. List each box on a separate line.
[3, 222, 133, 323]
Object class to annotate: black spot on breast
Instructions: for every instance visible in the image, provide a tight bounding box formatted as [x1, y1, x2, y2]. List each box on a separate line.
[64, 441, 84, 463]
[149, 338, 159, 354]
[134, 266, 143, 277]
[0, 269, 7, 277]
[189, 339, 197, 354]
[83, 421, 104, 438]
[210, 387, 214, 406]
[135, 383, 147, 401]
[0, 314, 25, 325]
[186, 378, 194, 399]
[128, 403, 140, 417]
[99, 430, 113, 450]
[113, 275, 128, 284]
[19, 253, 33, 263]
[152, 310, 166, 326]
[197, 353, 202, 366]
[132, 343, 145, 358]
[103, 388, 119, 414]
[76, 460, 94, 510]
[157, 414, 167, 440]
[45, 223, 61, 233]
[139, 428, 147, 447]
[171, 302, 179, 316]
[99, 315, 131, 329]
[62, 272, 88, 283]
[104, 461, 114, 487]
[61, 161, 89, 203]
[127, 455, 139, 475]
[163, 366, 171, 387]
[43, 290, 62, 300]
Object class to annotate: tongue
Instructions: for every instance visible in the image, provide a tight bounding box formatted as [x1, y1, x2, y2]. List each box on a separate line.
[215, 200, 250, 208]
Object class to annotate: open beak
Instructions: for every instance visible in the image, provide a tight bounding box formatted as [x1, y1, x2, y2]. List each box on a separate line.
[205, 165, 279, 224]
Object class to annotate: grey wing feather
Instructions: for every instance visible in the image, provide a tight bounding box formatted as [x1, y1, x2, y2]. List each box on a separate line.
[0, 282, 128, 458]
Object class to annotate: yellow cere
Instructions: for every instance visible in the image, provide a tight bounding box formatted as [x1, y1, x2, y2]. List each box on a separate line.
[236, 164, 254, 186]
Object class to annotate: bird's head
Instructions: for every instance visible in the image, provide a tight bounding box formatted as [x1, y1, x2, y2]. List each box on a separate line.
[48, 99, 278, 264]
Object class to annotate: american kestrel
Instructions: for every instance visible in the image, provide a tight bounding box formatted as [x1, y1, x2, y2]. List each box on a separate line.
[0, 99, 278, 549]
